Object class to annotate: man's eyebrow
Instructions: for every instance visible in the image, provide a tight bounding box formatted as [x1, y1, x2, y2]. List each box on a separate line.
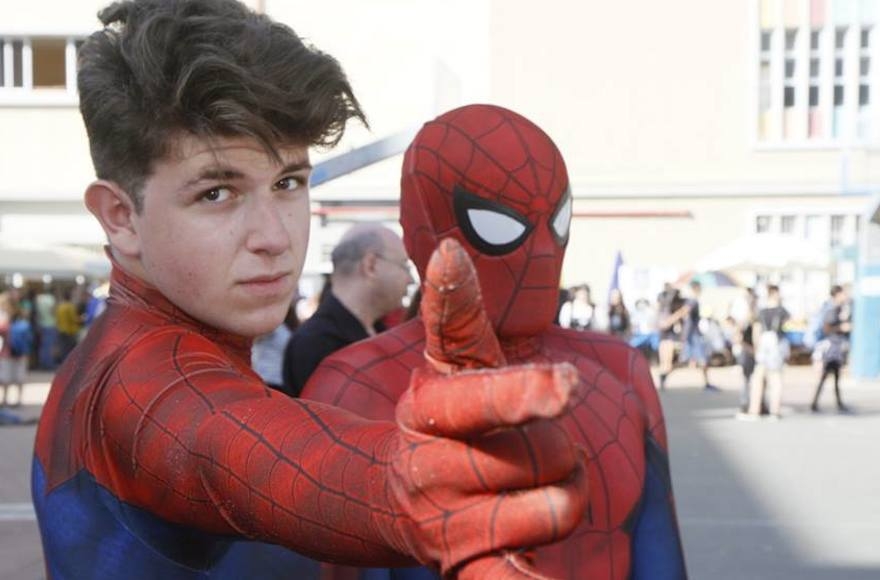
[183, 161, 312, 189]
[279, 161, 313, 174]
[184, 167, 245, 188]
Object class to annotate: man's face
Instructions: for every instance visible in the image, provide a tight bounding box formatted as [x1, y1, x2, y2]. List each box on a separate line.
[375, 231, 413, 315]
[131, 135, 311, 337]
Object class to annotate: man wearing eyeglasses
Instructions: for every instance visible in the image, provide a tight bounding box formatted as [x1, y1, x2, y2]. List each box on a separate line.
[282, 223, 413, 397]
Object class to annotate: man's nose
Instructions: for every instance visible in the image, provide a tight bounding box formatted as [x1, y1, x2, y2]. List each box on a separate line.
[245, 195, 290, 255]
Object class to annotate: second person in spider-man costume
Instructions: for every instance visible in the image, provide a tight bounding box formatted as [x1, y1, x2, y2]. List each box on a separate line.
[303, 104, 689, 579]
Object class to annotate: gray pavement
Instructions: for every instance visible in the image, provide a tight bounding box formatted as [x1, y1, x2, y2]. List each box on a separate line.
[664, 364, 880, 579]
[1, 366, 879, 579]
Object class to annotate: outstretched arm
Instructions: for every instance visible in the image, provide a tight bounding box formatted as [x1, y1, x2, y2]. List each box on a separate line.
[94, 239, 588, 576]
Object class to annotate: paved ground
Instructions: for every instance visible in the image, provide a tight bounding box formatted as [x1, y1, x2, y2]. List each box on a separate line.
[1, 365, 879, 579]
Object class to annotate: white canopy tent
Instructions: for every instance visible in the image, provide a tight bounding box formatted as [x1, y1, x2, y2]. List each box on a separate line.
[694, 233, 831, 320]
[694, 233, 829, 273]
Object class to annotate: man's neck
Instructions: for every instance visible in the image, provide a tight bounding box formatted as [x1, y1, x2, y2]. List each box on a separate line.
[331, 285, 378, 336]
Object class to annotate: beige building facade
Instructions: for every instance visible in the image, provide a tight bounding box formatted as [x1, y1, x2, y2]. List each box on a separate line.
[2, 0, 878, 320]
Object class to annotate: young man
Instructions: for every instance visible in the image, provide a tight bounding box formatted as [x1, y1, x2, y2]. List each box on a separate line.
[743, 284, 790, 420]
[303, 104, 688, 579]
[282, 223, 413, 397]
[31, 2, 588, 578]
[677, 281, 718, 392]
[810, 284, 852, 413]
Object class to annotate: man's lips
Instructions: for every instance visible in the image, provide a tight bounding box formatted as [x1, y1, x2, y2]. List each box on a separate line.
[237, 272, 294, 296]
[239, 272, 291, 284]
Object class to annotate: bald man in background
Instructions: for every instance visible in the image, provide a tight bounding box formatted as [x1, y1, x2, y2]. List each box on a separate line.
[282, 224, 413, 397]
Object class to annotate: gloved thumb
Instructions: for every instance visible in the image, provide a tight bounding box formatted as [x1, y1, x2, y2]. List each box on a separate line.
[421, 237, 505, 373]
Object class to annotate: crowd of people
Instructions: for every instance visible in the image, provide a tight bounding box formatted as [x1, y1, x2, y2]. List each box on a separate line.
[0, 283, 109, 406]
[0, 258, 857, 427]
[554, 278, 855, 420]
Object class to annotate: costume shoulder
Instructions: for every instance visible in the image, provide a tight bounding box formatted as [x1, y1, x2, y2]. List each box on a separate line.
[545, 326, 668, 449]
[88, 326, 278, 518]
[301, 319, 425, 421]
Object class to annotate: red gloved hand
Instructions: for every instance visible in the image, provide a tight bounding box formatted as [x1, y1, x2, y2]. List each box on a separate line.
[387, 238, 589, 578]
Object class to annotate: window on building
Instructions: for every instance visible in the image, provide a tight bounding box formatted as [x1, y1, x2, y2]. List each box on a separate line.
[780, 215, 796, 234]
[809, 26, 822, 137]
[783, 27, 799, 138]
[0, 39, 24, 87]
[759, 26, 773, 139]
[756, 0, 876, 145]
[31, 38, 66, 88]
[756, 215, 772, 233]
[833, 26, 847, 138]
[830, 214, 846, 248]
[858, 26, 872, 137]
[0, 35, 83, 101]
[805, 214, 823, 243]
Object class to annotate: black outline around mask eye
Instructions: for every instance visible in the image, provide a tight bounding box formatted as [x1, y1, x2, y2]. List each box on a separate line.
[550, 187, 572, 247]
[453, 185, 533, 256]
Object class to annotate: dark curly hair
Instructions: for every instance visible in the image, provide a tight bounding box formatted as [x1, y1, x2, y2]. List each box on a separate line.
[78, 0, 367, 211]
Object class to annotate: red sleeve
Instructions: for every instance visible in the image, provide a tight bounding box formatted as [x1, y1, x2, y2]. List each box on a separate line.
[302, 322, 425, 422]
[89, 329, 412, 566]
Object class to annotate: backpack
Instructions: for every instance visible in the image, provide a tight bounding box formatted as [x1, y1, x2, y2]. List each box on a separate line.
[9, 319, 34, 357]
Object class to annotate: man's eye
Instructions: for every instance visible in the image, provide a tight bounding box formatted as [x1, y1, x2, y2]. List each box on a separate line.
[201, 187, 232, 203]
[276, 176, 305, 191]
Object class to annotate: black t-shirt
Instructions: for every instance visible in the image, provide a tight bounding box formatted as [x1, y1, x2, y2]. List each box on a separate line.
[281, 293, 383, 397]
[757, 305, 789, 336]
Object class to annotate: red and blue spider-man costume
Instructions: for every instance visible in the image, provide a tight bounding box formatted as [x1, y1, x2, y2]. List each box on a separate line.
[31, 245, 590, 579]
[303, 104, 688, 579]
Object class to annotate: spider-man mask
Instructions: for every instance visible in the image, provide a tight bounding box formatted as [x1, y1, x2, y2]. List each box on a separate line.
[401, 104, 571, 338]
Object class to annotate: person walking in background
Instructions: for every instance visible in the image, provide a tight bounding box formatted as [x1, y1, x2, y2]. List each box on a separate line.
[34, 285, 57, 369]
[657, 283, 686, 390]
[554, 286, 571, 325]
[730, 287, 758, 412]
[559, 283, 596, 330]
[629, 297, 660, 362]
[0, 292, 14, 405]
[282, 223, 413, 397]
[811, 285, 852, 413]
[607, 288, 631, 338]
[742, 284, 790, 420]
[84, 280, 110, 329]
[2, 300, 33, 406]
[677, 281, 718, 392]
[55, 289, 82, 364]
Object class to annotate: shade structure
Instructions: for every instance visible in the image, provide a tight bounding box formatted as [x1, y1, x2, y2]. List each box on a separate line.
[676, 270, 741, 288]
[694, 233, 829, 273]
[0, 242, 110, 279]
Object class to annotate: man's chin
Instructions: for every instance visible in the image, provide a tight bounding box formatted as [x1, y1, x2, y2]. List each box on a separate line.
[221, 309, 288, 338]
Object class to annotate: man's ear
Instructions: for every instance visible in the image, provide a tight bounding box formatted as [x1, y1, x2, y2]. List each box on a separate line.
[84, 180, 142, 258]
[361, 251, 380, 278]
